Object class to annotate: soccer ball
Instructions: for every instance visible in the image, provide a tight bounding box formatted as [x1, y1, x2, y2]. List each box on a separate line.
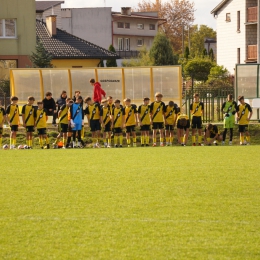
[18, 145, 24, 149]
[23, 145, 29, 149]
[3, 144, 9, 150]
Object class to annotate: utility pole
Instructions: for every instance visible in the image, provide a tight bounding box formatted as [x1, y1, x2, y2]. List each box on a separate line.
[182, 24, 184, 56]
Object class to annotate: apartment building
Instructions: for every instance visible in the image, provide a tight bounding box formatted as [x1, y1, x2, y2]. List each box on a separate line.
[211, 0, 260, 73]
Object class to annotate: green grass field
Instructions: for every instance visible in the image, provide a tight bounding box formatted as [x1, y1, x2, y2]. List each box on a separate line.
[1, 147, 260, 259]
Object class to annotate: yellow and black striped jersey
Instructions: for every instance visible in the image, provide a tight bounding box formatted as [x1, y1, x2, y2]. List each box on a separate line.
[85, 103, 101, 121]
[100, 106, 111, 125]
[6, 104, 19, 125]
[112, 107, 125, 128]
[0, 107, 6, 124]
[150, 101, 166, 123]
[123, 104, 137, 126]
[237, 103, 252, 125]
[22, 104, 36, 126]
[190, 102, 204, 117]
[35, 109, 47, 128]
[164, 104, 178, 125]
[59, 105, 69, 124]
[138, 104, 150, 125]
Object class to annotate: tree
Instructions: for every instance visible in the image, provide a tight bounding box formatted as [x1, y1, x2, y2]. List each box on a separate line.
[149, 32, 177, 65]
[122, 46, 154, 67]
[202, 48, 207, 57]
[137, 0, 195, 54]
[188, 24, 216, 57]
[184, 46, 190, 59]
[29, 39, 53, 68]
[106, 45, 117, 67]
[184, 57, 214, 82]
[209, 48, 214, 61]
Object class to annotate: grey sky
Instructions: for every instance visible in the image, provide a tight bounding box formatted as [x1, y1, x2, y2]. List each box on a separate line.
[51, 0, 220, 30]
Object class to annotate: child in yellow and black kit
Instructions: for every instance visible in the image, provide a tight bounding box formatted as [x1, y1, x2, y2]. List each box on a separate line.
[164, 101, 178, 146]
[35, 101, 50, 149]
[22, 96, 36, 149]
[0, 103, 6, 148]
[100, 99, 112, 148]
[6, 96, 20, 149]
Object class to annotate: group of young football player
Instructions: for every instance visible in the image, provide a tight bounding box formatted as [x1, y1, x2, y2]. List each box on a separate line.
[0, 83, 253, 149]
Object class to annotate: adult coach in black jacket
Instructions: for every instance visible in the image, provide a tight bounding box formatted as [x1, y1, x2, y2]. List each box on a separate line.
[42, 92, 56, 126]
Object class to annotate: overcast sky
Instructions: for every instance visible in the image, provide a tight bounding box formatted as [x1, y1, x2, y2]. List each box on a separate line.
[50, 0, 220, 29]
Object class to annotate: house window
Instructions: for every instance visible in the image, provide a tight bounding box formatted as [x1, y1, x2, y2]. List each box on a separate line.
[226, 13, 231, 22]
[149, 24, 156, 30]
[125, 38, 130, 51]
[0, 19, 16, 38]
[237, 11, 240, 32]
[137, 39, 143, 46]
[125, 23, 130, 29]
[137, 24, 144, 30]
[237, 48, 240, 64]
[117, 22, 124, 28]
[118, 38, 124, 51]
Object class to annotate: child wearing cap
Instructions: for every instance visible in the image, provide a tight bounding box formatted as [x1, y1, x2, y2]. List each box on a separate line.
[150, 92, 166, 146]
[138, 97, 151, 146]
[237, 96, 253, 145]
[100, 99, 112, 148]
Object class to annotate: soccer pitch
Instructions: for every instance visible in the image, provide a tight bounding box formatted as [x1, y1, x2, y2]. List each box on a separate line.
[1, 147, 260, 259]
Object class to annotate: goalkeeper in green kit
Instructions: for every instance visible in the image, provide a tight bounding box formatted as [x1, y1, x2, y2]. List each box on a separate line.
[221, 94, 237, 145]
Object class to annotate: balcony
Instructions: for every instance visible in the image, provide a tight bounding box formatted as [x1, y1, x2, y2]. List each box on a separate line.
[116, 50, 140, 58]
[248, 45, 257, 61]
[247, 7, 257, 23]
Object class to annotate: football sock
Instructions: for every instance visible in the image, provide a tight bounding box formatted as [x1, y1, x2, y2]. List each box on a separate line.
[141, 136, 144, 144]
[207, 138, 211, 143]
[170, 137, 173, 144]
[63, 137, 67, 146]
[160, 138, 164, 143]
[0, 137, 2, 147]
[114, 136, 118, 145]
[198, 136, 202, 144]
[46, 137, 49, 144]
[81, 128, 84, 139]
[153, 138, 156, 144]
[241, 136, 244, 143]
[108, 138, 111, 145]
[246, 136, 250, 143]
[192, 136, 196, 143]
[13, 138, 16, 146]
[119, 135, 123, 145]
[29, 139, 32, 147]
[10, 138, 13, 146]
[146, 136, 149, 144]
[26, 140, 29, 146]
[230, 128, 233, 141]
[223, 129, 227, 141]
[133, 137, 136, 143]
[39, 137, 43, 147]
[182, 137, 185, 143]
[127, 138, 130, 145]
[165, 137, 169, 143]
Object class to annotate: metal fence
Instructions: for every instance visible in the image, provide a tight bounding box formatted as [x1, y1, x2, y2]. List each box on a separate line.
[183, 87, 235, 123]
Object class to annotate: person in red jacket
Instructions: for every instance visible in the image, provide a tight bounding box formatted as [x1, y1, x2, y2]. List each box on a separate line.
[89, 78, 106, 103]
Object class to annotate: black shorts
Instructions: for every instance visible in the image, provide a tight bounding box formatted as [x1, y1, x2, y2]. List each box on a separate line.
[191, 116, 202, 129]
[239, 125, 249, 133]
[210, 133, 217, 139]
[26, 126, 35, 133]
[165, 125, 174, 131]
[114, 127, 122, 134]
[152, 122, 164, 130]
[104, 122, 111, 132]
[37, 128, 47, 135]
[177, 120, 190, 130]
[90, 120, 101, 132]
[59, 123, 68, 133]
[0, 128, 2, 135]
[126, 125, 135, 133]
[10, 125, 18, 131]
[140, 125, 150, 131]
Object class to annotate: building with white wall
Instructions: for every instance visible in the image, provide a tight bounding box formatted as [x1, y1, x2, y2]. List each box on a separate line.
[211, 0, 260, 74]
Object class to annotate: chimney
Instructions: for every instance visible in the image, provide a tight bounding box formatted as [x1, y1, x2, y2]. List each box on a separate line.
[121, 7, 131, 16]
[46, 15, 57, 36]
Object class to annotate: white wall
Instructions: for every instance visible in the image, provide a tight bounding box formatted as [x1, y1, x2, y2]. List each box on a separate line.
[61, 8, 112, 50]
[216, 0, 246, 74]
